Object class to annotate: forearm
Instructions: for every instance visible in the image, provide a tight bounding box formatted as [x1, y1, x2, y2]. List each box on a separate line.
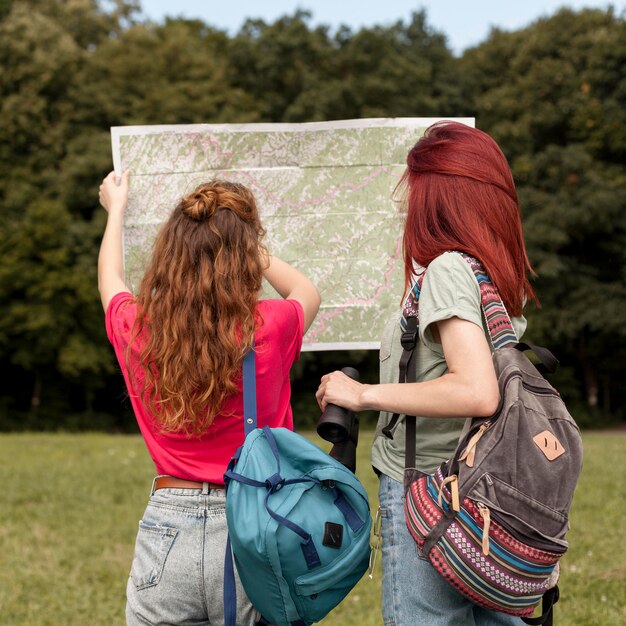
[360, 372, 499, 418]
[263, 255, 311, 298]
[317, 313, 499, 419]
[98, 212, 128, 309]
[263, 255, 321, 331]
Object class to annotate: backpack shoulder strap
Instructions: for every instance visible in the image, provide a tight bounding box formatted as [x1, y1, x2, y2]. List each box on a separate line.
[400, 270, 425, 330]
[381, 314, 420, 473]
[386, 253, 516, 471]
[460, 255, 560, 375]
[224, 344, 259, 626]
[458, 253, 518, 349]
[242, 347, 257, 435]
[382, 269, 425, 441]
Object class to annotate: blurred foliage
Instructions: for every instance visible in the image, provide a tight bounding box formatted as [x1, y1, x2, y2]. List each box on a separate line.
[0, 2, 624, 430]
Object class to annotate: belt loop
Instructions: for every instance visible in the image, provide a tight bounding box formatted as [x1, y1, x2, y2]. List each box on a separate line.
[150, 475, 160, 497]
[202, 481, 210, 495]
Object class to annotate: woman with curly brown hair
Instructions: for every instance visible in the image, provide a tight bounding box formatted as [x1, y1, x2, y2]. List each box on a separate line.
[98, 171, 320, 625]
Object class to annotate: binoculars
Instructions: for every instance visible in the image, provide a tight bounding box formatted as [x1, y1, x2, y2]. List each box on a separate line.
[317, 367, 360, 473]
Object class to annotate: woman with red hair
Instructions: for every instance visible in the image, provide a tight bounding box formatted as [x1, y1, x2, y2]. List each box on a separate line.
[316, 121, 534, 625]
[98, 174, 320, 625]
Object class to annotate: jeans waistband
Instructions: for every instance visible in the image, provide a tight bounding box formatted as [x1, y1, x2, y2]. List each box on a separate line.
[150, 475, 225, 496]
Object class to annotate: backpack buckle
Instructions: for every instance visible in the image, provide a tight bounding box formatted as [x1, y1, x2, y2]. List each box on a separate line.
[401, 317, 418, 350]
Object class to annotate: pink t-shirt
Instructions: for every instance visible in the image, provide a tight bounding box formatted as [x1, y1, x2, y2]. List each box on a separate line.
[105, 292, 304, 483]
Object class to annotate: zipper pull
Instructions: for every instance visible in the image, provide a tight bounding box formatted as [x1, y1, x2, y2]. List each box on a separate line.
[459, 421, 492, 467]
[437, 474, 460, 512]
[477, 503, 491, 556]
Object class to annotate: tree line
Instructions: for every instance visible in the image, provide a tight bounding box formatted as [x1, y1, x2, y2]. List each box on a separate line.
[0, 0, 624, 430]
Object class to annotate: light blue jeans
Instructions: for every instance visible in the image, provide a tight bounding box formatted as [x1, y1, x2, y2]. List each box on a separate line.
[379, 474, 523, 626]
[126, 482, 256, 626]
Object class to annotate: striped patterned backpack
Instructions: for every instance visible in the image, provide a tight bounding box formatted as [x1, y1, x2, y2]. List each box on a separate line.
[397, 253, 583, 624]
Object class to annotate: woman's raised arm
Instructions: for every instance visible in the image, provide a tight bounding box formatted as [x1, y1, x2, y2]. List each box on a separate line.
[263, 254, 321, 332]
[98, 170, 131, 311]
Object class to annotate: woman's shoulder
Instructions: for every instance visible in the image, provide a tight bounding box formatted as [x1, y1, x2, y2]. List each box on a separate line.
[258, 298, 302, 317]
[427, 251, 474, 273]
[257, 299, 304, 333]
[424, 252, 479, 293]
[107, 290, 135, 312]
[424, 253, 527, 338]
[256, 299, 305, 362]
[105, 291, 137, 340]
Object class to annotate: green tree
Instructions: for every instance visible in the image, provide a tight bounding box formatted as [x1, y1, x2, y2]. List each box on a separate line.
[227, 10, 460, 123]
[324, 11, 461, 119]
[0, 1, 136, 422]
[0, 200, 114, 412]
[227, 11, 338, 122]
[74, 18, 253, 128]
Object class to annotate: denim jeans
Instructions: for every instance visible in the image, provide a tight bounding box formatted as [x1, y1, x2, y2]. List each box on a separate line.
[126, 482, 256, 626]
[379, 474, 523, 626]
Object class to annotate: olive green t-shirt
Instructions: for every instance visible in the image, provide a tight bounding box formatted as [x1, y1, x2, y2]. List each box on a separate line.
[370, 252, 527, 482]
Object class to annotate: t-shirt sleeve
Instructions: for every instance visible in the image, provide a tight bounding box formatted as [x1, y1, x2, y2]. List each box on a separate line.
[418, 253, 483, 353]
[105, 291, 136, 351]
[281, 299, 305, 364]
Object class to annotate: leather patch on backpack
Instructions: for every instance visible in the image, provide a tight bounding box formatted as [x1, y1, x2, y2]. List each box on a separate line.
[323, 522, 344, 549]
[533, 430, 566, 461]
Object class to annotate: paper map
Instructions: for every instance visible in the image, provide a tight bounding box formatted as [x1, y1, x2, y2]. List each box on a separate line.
[111, 118, 474, 350]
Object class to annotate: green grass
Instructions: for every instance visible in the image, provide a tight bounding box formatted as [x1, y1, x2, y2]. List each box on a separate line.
[0, 431, 624, 625]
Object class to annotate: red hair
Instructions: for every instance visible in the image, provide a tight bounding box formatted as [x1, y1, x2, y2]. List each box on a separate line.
[400, 121, 537, 316]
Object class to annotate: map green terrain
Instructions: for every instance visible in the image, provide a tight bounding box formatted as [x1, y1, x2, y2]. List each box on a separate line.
[112, 118, 473, 349]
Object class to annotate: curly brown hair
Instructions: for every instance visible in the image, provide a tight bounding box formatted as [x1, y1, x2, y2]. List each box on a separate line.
[130, 180, 267, 435]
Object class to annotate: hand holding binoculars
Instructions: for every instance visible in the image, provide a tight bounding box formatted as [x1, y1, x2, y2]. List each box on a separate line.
[317, 367, 360, 473]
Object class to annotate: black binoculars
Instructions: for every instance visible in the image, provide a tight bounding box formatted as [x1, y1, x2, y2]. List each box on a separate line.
[317, 367, 360, 473]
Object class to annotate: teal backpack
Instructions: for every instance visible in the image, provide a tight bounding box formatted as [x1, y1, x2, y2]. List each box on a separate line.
[223, 349, 372, 626]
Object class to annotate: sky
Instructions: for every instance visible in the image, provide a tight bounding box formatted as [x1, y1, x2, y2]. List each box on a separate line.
[138, 0, 624, 55]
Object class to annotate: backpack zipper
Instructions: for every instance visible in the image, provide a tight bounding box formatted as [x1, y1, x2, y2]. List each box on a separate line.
[459, 420, 492, 467]
[498, 369, 560, 397]
[521, 380, 560, 397]
[482, 505, 568, 554]
[437, 474, 460, 512]
[476, 502, 491, 556]
[455, 378, 559, 470]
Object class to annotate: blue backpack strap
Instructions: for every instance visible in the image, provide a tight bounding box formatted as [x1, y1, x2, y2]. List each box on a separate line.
[224, 424, 283, 487]
[224, 345, 257, 626]
[261, 424, 281, 472]
[242, 347, 257, 435]
[332, 488, 366, 533]
[223, 535, 237, 626]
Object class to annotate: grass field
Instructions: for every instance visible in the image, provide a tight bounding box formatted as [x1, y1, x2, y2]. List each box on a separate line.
[0, 430, 624, 625]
